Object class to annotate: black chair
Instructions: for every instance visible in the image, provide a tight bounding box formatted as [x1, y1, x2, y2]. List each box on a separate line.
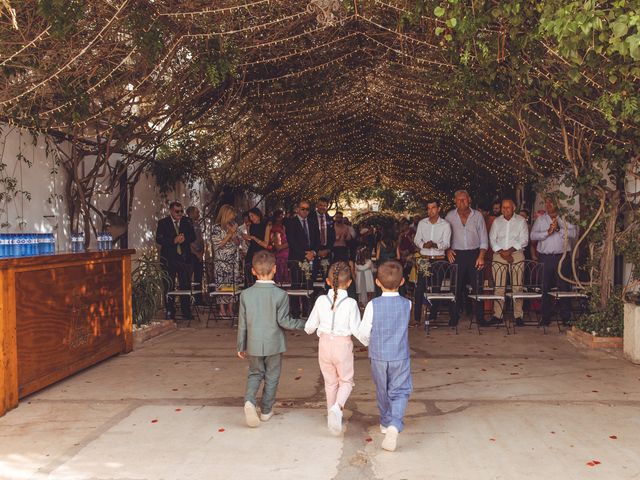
[502, 260, 544, 333]
[546, 287, 589, 333]
[468, 262, 509, 334]
[166, 281, 203, 327]
[422, 260, 458, 334]
[207, 254, 243, 327]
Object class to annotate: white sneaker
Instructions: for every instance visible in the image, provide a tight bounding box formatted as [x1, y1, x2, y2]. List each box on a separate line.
[380, 425, 388, 434]
[260, 410, 274, 422]
[381, 425, 399, 451]
[244, 401, 260, 428]
[328, 403, 343, 436]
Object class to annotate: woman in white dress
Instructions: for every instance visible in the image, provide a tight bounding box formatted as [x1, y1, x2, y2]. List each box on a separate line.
[355, 245, 375, 307]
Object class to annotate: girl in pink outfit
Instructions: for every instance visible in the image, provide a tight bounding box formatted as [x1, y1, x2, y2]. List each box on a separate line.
[305, 261, 362, 435]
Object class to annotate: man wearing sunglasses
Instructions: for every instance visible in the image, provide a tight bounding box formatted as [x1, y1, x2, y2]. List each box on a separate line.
[156, 201, 196, 320]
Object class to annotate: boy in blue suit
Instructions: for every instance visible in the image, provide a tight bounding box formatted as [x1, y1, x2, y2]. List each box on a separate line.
[358, 260, 413, 452]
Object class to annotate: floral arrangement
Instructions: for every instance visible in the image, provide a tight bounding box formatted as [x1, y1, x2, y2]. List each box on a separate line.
[298, 259, 313, 280]
[415, 254, 432, 278]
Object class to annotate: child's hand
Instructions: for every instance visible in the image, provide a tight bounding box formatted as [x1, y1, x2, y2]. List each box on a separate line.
[237, 351, 247, 359]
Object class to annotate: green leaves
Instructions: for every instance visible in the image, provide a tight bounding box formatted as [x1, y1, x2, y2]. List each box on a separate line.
[434, 6, 445, 17]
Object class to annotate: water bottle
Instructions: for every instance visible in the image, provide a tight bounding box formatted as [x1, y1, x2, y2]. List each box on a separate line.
[78, 232, 85, 252]
[17, 234, 27, 257]
[25, 234, 34, 256]
[106, 232, 113, 250]
[71, 234, 78, 253]
[38, 233, 47, 254]
[47, 233, 56, 254]
[0, 234, 8, 258]
[98, 232, 104, 251]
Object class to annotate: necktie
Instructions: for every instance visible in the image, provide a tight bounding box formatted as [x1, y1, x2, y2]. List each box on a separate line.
[320, 215, 326, 246]
[302, 218, 310, 247]
[174, 220, 182, 255]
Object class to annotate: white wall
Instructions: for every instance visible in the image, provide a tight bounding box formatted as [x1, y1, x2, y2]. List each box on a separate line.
[0, 125, 202, 257]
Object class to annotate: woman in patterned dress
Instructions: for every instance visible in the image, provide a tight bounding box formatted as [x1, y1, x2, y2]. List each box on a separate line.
[211, 205, 241, 317]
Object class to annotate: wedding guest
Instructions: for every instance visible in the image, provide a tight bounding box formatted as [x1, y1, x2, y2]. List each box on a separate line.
[332, 211, 352, 262]
[530, 196, 578, 326]
[413, 199, 452, 326]
[489, 199, 529, 326]
[445, 190, 491, 326]
[155, 201, 196, 320]
[211, 204, 241, 317]
[309, 197, 335, 278]
[243, 207, 271, 283]
[355, 245, 375, 307]
[238, 211, 251, 260]
[270, 209, 290, 284]
[376, 227, 400, 263]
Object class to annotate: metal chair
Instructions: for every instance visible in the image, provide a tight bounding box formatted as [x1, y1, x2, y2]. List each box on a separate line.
[166, 281, 203, 327]
[422, 260, 458, 334]
[468, 262, 509, 334]
[546, 287, 589, 333]
[504, 260, 544, 333]
[207, 253, 243, 327]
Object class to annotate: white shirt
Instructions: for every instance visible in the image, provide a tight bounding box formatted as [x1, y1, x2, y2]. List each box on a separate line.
[489, 214, 529, 252]
[357, 292, 410, 347]
[305, 289, 361, 338]
[413, 217, 451, 256]
[445, 209, 489, 250]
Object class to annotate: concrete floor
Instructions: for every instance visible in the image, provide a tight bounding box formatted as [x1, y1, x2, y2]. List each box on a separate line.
[1, 318, 639, 480]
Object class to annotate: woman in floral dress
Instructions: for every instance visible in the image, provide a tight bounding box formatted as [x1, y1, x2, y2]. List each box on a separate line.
[211, 205, 241, 317]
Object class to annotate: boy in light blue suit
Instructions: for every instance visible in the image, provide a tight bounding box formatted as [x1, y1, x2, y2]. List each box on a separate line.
[237, 250, 305, 427]
[358, 260, 413, 452]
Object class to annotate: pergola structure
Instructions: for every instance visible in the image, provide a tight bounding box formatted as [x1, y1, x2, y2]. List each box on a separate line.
[0, 0, 582, 203]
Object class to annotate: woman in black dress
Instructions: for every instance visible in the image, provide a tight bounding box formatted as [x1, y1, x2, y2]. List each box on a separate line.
[242, 207, 271, 283]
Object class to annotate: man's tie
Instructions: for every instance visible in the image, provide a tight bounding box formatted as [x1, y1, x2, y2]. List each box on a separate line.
[174, 220, 182, 255]
[320, 214, 327, 246]
[302, 218, 310, 247]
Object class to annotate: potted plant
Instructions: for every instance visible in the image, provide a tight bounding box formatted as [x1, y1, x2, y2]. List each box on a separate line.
[132, 253, 170, 327]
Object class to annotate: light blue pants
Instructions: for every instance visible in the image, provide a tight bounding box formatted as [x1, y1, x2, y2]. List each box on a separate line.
[245, 353, 282, 415]
[370, 358, 413, 432]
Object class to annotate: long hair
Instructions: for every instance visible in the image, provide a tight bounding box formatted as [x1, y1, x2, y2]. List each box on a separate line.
[328, 261, 352, 309]
[248, 207, 264, 223]
[215, 204, 237, 226]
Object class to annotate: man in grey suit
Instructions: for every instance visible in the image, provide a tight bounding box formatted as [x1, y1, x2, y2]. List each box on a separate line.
[237, 250, 305, 427]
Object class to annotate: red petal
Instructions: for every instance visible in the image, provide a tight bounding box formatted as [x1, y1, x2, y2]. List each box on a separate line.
[593, 460, 601, 465]
[586, 462, 595, 467]
[175, 408, 182, 412]
[218, 428, 225, 432]
[489, 438, 496, 442]
[481, 368, 487, 372]
[592, 390, 599, 393]
[586, 374, 592, 378]
[172, 388, 178, 391]
[151, 419, 158, 423]
[294, 376, 301, 380]
[550, 431, 555, 434]
[365, 437, 373, 442]
[609, 435, 617, 439]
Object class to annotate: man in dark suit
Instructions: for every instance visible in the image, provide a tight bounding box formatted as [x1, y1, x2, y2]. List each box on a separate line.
[284, 200, 319, 315]
[308, 196, 335, 280]
[155, 201, 196, 319]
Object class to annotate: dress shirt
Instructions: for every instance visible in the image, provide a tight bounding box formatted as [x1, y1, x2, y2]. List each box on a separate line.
[489, 214, 529, 252]
[304, 289, 361, 337]
[413, 217, 451, 256]
[357, 292, 407, 346]
[445, 209, 488, 251]
[297, 215, 311, 246]
[530, 213, 577, 254]
[256, 280, 275, 284]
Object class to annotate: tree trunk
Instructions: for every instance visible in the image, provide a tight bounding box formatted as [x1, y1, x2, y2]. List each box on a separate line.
[599, 189, 620, 309]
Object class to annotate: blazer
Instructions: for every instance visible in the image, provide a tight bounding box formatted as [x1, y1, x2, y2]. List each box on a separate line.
[285, 216, 320, 262]
[237, 282, 305, 356]
[308, 211, 335, 250]
[155, 215, 196, 264]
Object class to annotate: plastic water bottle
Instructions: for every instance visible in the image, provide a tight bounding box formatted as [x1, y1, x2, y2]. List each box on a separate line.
[0, 234, 8, 258]
[71, 234, 79, 253]
[78, 232, 85, 252]
[106, 232, 113, 250]
[46, 233, 55, 254]
[26, 234, 34, 256]
[17, 234, 27, 257]
[98, 232, 105, 251]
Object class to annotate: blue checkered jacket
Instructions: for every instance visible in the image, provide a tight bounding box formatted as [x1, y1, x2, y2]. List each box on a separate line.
[369, 295, 411, 361]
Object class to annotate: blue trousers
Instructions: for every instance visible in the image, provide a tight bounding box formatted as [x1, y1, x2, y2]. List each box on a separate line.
[370, 358, 413, 432]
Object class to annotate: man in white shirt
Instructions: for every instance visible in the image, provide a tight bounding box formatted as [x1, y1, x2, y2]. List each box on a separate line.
[413, 199, 452, 326]
[489, 199, 529, 326]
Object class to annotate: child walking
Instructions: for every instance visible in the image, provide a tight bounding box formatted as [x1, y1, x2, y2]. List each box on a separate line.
[305, 261, 362, 435]
[237, 250, 305, 427]
[358, 260, 413, 452]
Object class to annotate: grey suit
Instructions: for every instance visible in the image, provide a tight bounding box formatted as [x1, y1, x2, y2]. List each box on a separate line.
[237, 281, 305, 414]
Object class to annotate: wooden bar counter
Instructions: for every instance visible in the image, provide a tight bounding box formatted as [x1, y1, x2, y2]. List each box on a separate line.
[0, 249, 135, 417]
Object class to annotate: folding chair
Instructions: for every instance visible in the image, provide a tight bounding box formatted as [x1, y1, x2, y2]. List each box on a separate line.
[423, 261, 458, 335]
[468, 262, 509, 334]
[207, 254, 243, 327]
[546, 287, 588, 334]
[167, 281, 204, 327]
[504, 260, 544, 333]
